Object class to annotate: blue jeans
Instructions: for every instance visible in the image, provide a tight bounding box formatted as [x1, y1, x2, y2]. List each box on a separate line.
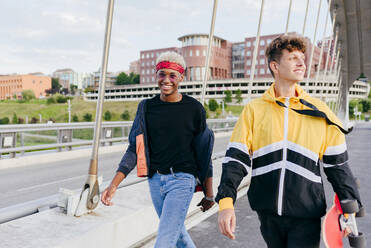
[148, 171, 197, 248]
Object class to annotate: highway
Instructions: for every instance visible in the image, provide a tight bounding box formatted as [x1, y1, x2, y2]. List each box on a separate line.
[0, 135, 230, 209]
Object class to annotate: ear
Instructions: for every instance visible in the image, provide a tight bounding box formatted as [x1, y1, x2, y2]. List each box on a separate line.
[270, 61, 279, 76]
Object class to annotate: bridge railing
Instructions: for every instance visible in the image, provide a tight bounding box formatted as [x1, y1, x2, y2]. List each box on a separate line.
[0, 119, 237, 159]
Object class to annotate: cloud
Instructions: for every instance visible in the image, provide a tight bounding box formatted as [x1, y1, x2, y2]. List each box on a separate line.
[0, 0, 333, 75]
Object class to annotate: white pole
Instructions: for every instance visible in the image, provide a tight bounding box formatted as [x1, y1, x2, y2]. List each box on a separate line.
[302, 0, 310, 35]
[201, 0, 218, 105]
[306, 0, 323, 85]
[248, 0, 265, 103]
[330, 43, 340, 76]
[328, 26, 339, 77]
[315, 0, 332, 84]
[322, 10, 337, 82]
[285, 0, 293, 34]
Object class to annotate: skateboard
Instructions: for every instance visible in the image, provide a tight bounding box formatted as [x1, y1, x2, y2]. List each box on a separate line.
[322, 194, 365, 247]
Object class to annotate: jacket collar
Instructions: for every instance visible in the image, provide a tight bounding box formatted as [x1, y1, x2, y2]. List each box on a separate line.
[262, 82, 308, 104]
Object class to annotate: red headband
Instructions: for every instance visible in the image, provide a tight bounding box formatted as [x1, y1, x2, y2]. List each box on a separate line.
[156, 61, 185, 74]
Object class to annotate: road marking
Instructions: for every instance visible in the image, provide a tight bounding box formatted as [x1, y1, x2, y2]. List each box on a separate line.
[17, 175, 86, 192]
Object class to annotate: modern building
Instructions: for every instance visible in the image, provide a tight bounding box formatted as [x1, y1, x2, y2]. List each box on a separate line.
[129, 60, 140, 75]
[53, 69, 93, 89]
[93, 69, 117, 88]
[0, 74, 51, 100]
[138, 33, 331, 84]
[84, 77, 370, 104]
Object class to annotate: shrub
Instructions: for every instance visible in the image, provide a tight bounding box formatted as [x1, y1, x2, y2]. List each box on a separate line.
[12, 113, 18, 124]
[72, 114, 79, 122]
[121, 110, 130, 120]
[47, 97, 56, 104]
[18, 117, 24, 124]
[83, 113, 93, 122]
[104, 110, 112, 121]
[55, 94, 68, 103]
[30, 117, 38, 124]
[208, 99, 218, 112]
[21, 90, 36, 101]
[0, 117, 10, 124]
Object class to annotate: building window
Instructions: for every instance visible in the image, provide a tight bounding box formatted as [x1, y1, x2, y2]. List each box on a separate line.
[146, 54, 149, 58]
[247, 41, 251, 47]
[142, 62, 145, 66]
[151, 61, 154, 65]
[141, 54, 145, 59]
[147, 69, 150, 74]
[260, 68, 265, 74]
[203, 50, 206, 56]
[246, 51, 251, 56]
[259, 50, 264, 55]
[247, 69, 251, 75]
[196, 50, 200, 56]
[151, 52, 154, 58]
[189, 50, 192, 56]
[152, 77, 154, 81]
[260, 40, 265, 46]
[246, 60, 251, 66]
[260, 58, 265, 65]
[152, 69, 155, 73]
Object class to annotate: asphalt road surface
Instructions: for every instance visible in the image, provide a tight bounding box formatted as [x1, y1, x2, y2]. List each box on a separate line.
[0, 135, 230, 208]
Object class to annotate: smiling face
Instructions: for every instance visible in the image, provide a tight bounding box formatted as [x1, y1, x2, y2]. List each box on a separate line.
[156, 68, 184, 97]
[270, 49, 306, 84]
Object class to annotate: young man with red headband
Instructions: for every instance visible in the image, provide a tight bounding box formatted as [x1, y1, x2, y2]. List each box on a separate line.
[101, 51, 215, 248]
[216, 35, 362, 247]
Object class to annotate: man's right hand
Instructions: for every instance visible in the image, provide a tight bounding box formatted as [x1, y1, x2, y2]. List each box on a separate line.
[218, 208, 236, 240]
[101, 184, 117, 206]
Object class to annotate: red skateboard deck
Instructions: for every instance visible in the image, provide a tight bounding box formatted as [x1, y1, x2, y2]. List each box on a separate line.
[322, 194, 344, 248]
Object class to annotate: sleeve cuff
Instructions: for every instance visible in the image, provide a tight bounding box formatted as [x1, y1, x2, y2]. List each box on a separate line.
[218, 197, 234, 211]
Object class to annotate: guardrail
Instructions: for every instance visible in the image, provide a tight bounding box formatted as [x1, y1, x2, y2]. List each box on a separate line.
[0, 119, 237, 158]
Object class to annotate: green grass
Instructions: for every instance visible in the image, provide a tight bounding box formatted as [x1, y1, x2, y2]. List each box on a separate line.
[0, 97, 140, 123]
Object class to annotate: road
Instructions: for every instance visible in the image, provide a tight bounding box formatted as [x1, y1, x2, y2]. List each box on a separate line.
[0, 135, 230, 209]
[190, 123, 371, 248]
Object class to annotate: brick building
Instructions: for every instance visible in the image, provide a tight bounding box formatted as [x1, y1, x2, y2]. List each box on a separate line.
[0, 74, 51, 100]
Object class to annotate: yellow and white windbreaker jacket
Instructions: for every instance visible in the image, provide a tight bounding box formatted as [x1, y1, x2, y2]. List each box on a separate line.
[216, 83, 362, 218]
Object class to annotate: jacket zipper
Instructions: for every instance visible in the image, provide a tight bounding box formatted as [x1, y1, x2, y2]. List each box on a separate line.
[277, 97, 289, 216]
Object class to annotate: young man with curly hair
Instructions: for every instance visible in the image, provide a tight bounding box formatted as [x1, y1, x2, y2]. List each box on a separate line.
[216, 35, 362, 248]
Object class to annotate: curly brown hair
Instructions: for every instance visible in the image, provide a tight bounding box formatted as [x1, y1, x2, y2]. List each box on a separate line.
[265, 35, 307, 77]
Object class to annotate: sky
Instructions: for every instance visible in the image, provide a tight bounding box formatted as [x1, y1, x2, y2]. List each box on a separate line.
[0, 0, 333, 75]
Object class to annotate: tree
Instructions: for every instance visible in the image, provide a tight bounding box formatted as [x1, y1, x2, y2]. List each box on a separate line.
[104, 110, 112, 121]
[21, 90, 36, 101]
[224, 90, 232, 103]
[83, 113, 93, 122]
[116, 72, 140, 85]
[12, 113, 18, 124]
[359, 99, 370, 113]
[45, 78, 62, 95]
[235, 89, 243, 104]
[121, 110, 130, 120]
[70, 84, 78, 95]
[208, 99, 219, 112]
[47, 97, 56, 104]
[116, 72, 131, 85]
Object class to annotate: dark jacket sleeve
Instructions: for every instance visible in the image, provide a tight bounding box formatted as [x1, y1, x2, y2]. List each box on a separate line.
[193, 126, 214, 183]
[323, 160, 362, 208]
[116, 100, 145, 176]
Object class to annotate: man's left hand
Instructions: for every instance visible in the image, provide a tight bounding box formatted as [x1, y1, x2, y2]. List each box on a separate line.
[197, 197, 215, 212]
